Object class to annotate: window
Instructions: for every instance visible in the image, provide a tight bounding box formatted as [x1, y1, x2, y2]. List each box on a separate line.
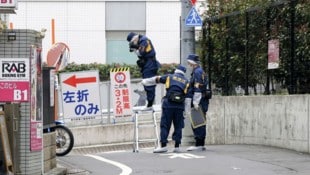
[105, 2, 146, 65]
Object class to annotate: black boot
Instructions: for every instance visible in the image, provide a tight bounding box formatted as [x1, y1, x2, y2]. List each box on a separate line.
[147, 100, 153, 107]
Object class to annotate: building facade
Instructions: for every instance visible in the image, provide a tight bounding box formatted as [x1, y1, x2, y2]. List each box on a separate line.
[8, 0, 186, 64]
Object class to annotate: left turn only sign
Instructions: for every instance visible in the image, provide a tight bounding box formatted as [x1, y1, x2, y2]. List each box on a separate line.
[60, 70, 101, 120]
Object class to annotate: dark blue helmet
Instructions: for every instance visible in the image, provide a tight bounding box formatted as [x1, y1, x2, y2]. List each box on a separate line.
[175, 64, 186, 74]
[127, 32, 137, 42]
[187, 54, 200, 64]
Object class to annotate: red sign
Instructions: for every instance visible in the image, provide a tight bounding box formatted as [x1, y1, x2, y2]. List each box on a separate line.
[0, 58, 30, 102]
[0, 81, 29, 102]
[0, 0, 17, 7]
[268, 39, 280, 69]
[190, 0, 196, 5]
[114, 72, 126, 84]
[30, 122, 43, 151]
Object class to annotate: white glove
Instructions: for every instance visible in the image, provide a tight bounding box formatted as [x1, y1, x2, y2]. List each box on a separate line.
[193, 92, 202, 110]
[141, 76, 158, 86]
[135, 50, 141, 56]
[184, 98, 192, 116]
[193, 104, 199, 110]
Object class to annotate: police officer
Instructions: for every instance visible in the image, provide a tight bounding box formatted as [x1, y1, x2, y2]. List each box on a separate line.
[186, 54, 210, 151]
[142, 65, 190, 153]
[127, 32, 161, 109]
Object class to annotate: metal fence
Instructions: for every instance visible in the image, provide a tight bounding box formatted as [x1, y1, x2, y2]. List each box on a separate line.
[201, 0, 309, 96]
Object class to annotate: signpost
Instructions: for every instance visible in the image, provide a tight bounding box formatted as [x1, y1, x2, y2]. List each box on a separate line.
[60, 70, 101, 121]
[0, 58, 30, 102]
[185, 7, 202, 27]
[110, 68, 133, 117]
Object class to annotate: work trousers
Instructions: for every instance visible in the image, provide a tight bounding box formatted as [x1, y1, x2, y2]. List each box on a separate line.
[160, 108, 184, 145]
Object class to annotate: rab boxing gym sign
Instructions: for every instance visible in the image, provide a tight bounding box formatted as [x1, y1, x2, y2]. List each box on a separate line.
[0, 58, 30, 102]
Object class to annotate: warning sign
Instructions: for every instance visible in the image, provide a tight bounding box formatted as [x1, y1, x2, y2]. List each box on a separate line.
[110, 68, 133, 117]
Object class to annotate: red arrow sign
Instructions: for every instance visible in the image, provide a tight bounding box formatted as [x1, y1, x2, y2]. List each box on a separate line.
[63, 75, 96, 87]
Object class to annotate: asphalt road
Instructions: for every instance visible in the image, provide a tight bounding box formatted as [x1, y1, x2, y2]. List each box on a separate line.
[57, 144, 310, 175]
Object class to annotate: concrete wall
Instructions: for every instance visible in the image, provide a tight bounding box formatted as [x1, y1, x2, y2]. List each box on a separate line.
[71, 95, 310, 154]
[206, 95, 310, 153]
[43, 132, 56, 173]
[71, 112, 162, 147]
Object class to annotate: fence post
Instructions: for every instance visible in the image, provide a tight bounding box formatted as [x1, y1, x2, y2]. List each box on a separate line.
[224, 16, 230, 96]
[265, 8, 271, 95]
[244, 12, 249, 95]
[289, 0, 297, 94]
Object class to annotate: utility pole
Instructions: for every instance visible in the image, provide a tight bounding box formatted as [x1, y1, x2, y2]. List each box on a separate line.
[181, 0, 195, 78]
[181, 0, 196, 146]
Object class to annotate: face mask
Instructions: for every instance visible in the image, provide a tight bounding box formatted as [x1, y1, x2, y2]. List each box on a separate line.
[187, 65, 194, 72]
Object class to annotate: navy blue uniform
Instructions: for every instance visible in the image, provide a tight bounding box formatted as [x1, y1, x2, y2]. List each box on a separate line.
[188, 65, 209, 146]
[157, 73, 189, 146]
[128, 33, 161, 107]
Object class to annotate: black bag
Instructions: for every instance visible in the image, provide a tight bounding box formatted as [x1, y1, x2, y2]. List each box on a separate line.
[201, 72, 212, 99]
[168, 91, 185, 103]
[205, 89, 212, 99]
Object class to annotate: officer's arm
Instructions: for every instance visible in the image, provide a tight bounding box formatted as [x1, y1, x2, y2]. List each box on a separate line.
[136, 40, 148, 56]
[192, 71, 203, 110]
[141, 75, 166, 86]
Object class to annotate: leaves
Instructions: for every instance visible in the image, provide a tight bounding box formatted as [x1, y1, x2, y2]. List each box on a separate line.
[58, 62, 179, 81]
[201, 0, 309, 94]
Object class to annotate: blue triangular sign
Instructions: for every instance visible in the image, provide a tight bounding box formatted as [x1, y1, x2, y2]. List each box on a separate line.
[185, 7, 202, 26]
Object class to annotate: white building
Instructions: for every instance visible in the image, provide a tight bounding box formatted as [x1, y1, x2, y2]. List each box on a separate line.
[7, 0, 205, 64]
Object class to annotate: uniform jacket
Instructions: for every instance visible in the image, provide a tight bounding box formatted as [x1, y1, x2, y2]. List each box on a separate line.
[136, 35, 161, 78]
[158, 73, 189, 109]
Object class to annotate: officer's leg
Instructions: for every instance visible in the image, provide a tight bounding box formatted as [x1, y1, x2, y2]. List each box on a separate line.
[193, 125, 206, 146]
[144, 85, 156, 107]
[172, 109, 184, 147]
[154, 108, 172, 153]
[159, 108, 173, 147]
[197, 98, 209, 146]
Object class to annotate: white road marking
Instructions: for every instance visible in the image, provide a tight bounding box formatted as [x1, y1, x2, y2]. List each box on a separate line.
[231, 166, 241, 170]
[160, 153, 205, 159]
[86, 154, 132, 175]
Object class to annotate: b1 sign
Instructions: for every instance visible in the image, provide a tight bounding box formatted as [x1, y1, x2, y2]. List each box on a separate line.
[0, 58, 30, 102]
[0, 0, 17, 7]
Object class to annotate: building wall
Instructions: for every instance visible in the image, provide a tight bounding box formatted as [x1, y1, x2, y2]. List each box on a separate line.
[9, 0, 182, 64]
[147, 2, 181, 63]
[9, 1, 106, 64]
